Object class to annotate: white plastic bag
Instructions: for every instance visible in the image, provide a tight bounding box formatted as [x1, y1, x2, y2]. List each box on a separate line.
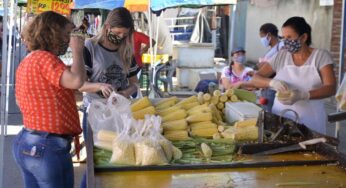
[107, 92, 132, 117]
[336, 76, 346, 111]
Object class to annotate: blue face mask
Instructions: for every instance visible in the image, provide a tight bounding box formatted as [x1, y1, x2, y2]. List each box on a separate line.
[232, 55, 246, 64]
[260, 34, 270, 47]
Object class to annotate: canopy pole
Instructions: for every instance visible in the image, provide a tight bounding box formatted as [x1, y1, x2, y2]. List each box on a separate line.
[0, 0, 10, 185]
[228, 4, 237, 61]
[335, 0, 346, 139]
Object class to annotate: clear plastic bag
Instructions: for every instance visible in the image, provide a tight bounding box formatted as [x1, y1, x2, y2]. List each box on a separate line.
[336, 76, 346, 111]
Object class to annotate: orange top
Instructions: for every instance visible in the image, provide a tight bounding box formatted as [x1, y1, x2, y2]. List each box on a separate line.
[15, 50, 81, 136]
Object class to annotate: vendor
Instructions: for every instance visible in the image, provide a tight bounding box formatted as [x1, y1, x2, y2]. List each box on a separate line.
[251, 16, 336, 134]
[220, 47, 254, 90]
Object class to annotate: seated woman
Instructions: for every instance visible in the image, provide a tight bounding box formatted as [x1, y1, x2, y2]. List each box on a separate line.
[221, 47, 254, 90]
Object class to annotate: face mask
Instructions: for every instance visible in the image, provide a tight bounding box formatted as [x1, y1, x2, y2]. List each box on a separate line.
[107, 30, 123, 45]
[58, 41, 69, 56]
[232, 55, 246, 64]
[260, 34, 270, 47]
[284, 37, 302, 53]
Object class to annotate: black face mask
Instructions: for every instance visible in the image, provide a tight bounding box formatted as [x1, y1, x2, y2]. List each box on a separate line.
[107, 31, 123, 45]
[58, 41, 69, 56]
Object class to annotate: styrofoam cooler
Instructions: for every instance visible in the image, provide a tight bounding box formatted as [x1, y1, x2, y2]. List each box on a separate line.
[176, 67, 216, 90]
[173, 42, 214, 68]
[224, 101, 262, 123]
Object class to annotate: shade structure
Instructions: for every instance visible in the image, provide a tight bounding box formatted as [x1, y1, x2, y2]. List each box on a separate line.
[73, 0, 148, 12]
[150, 0, 236, 11]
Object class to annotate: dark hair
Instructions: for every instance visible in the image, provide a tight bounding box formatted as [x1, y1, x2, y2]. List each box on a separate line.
[21, 11, 73, 52]
[259, 23, 279, 37]
[282, 16, 312, 46]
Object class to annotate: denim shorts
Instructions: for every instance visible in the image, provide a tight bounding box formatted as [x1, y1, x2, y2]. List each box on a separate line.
[12, 128, 74, 188]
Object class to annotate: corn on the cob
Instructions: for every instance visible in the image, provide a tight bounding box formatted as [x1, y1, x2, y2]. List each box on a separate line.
[197, 92, 204, 104]
[213, 133, 222, 139]
[164, 130, 190, 141]
[201, 143, 213, 158]
[155, 100, 177, 110]
[187, 103, 208, 112]
[217, 125, 225, 132]
[219, 94, 228, 102]
[176, 95, 198, 105]
[203, 93, 211, 101]
[213, 90, 221, 97]
[230, 95, 239, 102]
[190, 127, 218, 138]
[225, 89, 234, 97]
[210, 95, 219, 105]
[162, 109, 187, 122]
[187, 107, 211, 115]
[209, 104, 223, 122]
[234, 119, 258, 129]
[159, 139, 173, 161]
[132, 106, 156, 120]
[234, 126, 258, 141]
[172, 146, 183, 159]
[97, 130, 117, 142]
[181, 101, 200, 110]
[217, 102, 224, 110]
[131, 96, 152, 112]
[190, 121, 217, 130]
[157, 106, 181, 117]
[186, 112, 212, 123]
[162, 119, 188, 131]
[155, 96, 178, 106]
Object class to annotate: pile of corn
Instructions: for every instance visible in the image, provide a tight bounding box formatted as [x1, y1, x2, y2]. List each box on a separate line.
[220, 118, 258, 141]
[131, 96, 156, 120]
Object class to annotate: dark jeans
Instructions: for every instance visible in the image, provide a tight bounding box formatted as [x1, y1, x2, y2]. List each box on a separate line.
[261, 88, 276, 113]
[12, 128, 74, 188]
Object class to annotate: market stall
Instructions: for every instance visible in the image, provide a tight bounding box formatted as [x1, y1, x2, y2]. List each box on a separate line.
[86, 89, 346, 188]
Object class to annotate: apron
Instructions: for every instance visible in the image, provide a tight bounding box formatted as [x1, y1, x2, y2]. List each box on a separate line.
[272, 49, 326, 134]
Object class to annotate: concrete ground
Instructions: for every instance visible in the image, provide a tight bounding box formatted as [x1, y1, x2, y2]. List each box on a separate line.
[1, 97, 346, 188]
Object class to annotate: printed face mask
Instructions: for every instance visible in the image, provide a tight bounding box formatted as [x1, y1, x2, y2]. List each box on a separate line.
[260, 34, 270, 47]
[58, 41, 69, 56]
[232, 55, 246, 64]
[284, 37, 302, 54]
[107, 30, 123, 45]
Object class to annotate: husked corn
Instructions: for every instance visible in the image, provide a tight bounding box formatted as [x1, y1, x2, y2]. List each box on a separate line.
[197, 92, 204, 104]
[155, 96, 178, 106]
[162, 109, 187, 122]
[190, 127, 218, 138]
[190, 121, 217, 130]
[164, 130, 190, 141]
[203, 93, 211, 101]
[132, 106, 156, 120]
[157, 106, 181, 117]
[186, 112, 212, 123]
[162, 119, 188, 131]
[131, 96, 152, 112]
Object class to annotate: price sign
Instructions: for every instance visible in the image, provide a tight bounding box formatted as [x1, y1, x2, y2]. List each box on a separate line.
[27, 0, 71, 15]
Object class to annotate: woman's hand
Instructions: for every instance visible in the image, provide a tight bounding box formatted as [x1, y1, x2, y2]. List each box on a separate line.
[99, 83, 114, 98]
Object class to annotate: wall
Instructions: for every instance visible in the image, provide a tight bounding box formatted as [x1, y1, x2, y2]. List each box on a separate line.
[244, 0, 334, 62]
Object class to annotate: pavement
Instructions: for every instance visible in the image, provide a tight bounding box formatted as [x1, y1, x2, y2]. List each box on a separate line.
[1, 97, 346, 188]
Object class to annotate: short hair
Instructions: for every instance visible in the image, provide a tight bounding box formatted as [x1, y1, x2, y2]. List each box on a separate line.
[21, 11, 73, 53]
[259, 23, 279, 37]
[282, 16, 312, 46]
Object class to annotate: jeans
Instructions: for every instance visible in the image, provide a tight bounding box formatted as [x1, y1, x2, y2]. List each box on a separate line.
[12, 128, 74, 188]
[81, 107, 88, 188]
[261, 88, 276, 113]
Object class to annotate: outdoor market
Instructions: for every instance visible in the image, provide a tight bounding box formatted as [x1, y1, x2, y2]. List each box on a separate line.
[1, 0, 346, 188]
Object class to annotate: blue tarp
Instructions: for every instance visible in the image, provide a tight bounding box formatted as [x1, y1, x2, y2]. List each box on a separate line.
[74, 0, 124, 10]
[150, 0, 236, 11]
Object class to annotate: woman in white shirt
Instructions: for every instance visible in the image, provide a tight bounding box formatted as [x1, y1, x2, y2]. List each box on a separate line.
[251, 17, 336, 134]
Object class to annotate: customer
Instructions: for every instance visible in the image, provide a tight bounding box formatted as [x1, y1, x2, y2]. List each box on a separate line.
[220, 47, 254, 89]
[258, 23, 284, 112]
[133, 30, 155, 69]
[13, 11, 85, 188]
[251, 17, 336, 134]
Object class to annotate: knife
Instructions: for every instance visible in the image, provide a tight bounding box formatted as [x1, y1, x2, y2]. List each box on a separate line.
[254, 137, 327, 155]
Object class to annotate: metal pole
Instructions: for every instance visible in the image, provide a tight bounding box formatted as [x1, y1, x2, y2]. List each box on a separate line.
[0, 0, 10, 185]
[335, 0, 346, 139]
[228, 4, 237, 61]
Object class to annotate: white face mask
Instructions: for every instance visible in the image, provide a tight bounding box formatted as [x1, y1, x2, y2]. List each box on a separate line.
[260, 34, 271, 47]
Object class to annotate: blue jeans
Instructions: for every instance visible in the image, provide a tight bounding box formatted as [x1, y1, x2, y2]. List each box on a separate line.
[261, 88, 276, 113]
[81, 108, 88, 188]
[12, 128, 74, 188]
